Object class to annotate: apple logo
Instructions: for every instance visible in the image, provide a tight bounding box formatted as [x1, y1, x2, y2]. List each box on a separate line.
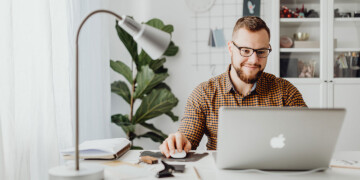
[270, 134, 286, 149]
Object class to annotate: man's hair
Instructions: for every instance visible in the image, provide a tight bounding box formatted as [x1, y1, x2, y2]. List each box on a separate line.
[232, 16, 270, 40]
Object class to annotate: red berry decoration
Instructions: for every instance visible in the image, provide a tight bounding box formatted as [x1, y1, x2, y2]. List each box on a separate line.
[284, 9, 289, 14]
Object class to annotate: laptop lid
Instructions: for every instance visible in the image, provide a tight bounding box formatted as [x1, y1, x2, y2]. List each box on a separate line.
[216, 107, 346, 170]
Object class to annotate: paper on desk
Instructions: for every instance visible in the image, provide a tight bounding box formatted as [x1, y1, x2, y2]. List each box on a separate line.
[330, 159, 360, 170]
[104, 161, 163, 179]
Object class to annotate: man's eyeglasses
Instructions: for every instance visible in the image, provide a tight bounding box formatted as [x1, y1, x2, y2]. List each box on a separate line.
[232, 41, 272, 58]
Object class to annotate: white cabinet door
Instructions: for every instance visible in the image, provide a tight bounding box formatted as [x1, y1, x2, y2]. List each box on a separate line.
[333, 84, 360, 151]
[292, 83, 325, 108]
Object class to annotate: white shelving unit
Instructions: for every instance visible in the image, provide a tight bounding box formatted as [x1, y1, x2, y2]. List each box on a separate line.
[272, 0, 360, 151]
[328, 0, 360, 151]
[272, 0, 325, 107]
[272, 0, 360, 106]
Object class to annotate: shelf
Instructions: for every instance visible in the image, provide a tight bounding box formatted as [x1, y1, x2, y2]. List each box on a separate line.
[280, 18, 320, 23]
[334, 48, 360, 52]
[280, 18, 320, 27]
[334, 18, 360, 22]
[283, 78, 322, 84]
[280, 48, 320, 53]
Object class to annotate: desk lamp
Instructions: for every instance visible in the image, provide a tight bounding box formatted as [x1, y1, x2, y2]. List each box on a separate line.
[48, 9, 171, 180]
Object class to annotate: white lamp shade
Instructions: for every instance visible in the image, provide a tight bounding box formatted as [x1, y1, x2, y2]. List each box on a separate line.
[118, 16, 171, 59]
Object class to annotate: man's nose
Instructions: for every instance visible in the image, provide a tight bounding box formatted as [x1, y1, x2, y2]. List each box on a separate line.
[247, 51, 260, 63]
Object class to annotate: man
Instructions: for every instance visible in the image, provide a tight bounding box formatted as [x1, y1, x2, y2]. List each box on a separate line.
[160, 16, 307, 158]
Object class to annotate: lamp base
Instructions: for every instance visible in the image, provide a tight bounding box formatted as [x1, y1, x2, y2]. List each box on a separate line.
[49, 164, 104, 180]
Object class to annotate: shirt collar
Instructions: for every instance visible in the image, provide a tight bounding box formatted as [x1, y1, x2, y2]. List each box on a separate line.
[225, 65, 258, 94]
[225, 65, 234, 93]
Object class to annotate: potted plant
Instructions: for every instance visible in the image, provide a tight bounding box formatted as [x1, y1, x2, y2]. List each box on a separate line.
[110, 17, 179, 149]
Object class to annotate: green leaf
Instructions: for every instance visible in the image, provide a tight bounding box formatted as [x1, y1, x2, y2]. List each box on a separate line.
[115, 20, 138, 63]
[131, 145, 143, 150]
[134, 66, 169, 99]
[133, 89, 178, 123]
[111, 114, 134, 134]
[153, 83, 171, 91]
[161, 25, 174, 34]
[111, 81, 131, 104]
[137, 50, 153, 71]
[138, 132, 166, 143]
[154, 66, 168, 74]
[163, 41, 179, 56]
[165, 111, 179, 122]
[140, 122, 167, 138]
[146, 18, 165, 29]
[149, 58, 166, 71]
[110, 60, 133, 84]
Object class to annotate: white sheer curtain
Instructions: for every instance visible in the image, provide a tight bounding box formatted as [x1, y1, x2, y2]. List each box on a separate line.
[68, 0, 111, 143]
[0, 0, 110, 179]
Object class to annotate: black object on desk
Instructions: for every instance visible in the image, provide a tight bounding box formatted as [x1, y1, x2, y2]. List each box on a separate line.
[169, 164, 185, 173]
[156, 160, 175, 178]
[140, 151, 208, 162]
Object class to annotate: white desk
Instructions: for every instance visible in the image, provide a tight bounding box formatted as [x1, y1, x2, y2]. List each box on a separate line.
[79, 150, 360, 179]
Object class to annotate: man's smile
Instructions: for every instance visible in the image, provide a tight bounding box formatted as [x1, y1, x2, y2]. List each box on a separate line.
[241, 63, 261, 70]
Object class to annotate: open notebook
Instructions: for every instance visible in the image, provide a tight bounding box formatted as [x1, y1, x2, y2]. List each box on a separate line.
[61, 138, 131, 160]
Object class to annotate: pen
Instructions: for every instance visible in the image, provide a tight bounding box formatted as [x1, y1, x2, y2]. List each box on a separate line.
[193, 166, 201, 180]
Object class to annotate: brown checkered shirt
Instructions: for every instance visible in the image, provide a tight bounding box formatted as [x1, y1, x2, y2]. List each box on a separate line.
[178, 66, 307, 150]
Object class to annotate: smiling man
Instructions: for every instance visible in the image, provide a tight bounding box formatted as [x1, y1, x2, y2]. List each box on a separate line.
[160, 16, 307, 157]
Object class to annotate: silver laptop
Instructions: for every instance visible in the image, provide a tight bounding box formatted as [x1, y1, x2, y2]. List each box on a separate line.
[216, 107, 346, 170]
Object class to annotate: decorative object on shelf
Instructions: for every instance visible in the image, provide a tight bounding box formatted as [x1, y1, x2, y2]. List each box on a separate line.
[334, 52, 360, 78]
[280, 58, 298, 77]
[343, 12, 352, 18]
[185, 0, 216, 12]
[334, 9, 353, 18]
[280, 4, 319, 18]
[334, 53, 345, 78]
[350, 52, 360, 70]
[306, 9, 319, 18]
[294, 41, 319, 48]
[280, 35, 293, 48]
[293, 32, 309, 41]
[280, 5, 298, 18]
[111, 17, 179, 150]
[298, 60, 316, 78]
[243, 0, 260, 17]
[354, 11, 360, 18]
[49, 9, 173, 180]
[334, 9, 341, 18]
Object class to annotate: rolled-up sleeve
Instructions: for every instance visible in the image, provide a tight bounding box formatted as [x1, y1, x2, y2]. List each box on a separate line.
[178, 84, 207, 149]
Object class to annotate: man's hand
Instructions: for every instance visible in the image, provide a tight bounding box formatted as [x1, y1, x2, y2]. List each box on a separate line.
[159, 131, 191, 158]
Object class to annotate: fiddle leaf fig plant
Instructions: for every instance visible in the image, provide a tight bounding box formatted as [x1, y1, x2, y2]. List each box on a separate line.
[110, 17, 179, 149]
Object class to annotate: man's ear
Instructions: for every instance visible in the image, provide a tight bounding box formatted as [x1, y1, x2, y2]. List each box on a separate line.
[227, 41, 232, 54]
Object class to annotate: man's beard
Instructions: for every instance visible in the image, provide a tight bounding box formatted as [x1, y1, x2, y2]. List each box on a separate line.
[231, 56, 263, 84]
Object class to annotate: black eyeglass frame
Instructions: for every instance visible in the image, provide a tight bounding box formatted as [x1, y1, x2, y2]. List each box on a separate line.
[232, 41, 272, 58]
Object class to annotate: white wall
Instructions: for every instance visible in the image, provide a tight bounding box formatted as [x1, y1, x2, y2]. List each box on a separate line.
[108, 0, 274, 149]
